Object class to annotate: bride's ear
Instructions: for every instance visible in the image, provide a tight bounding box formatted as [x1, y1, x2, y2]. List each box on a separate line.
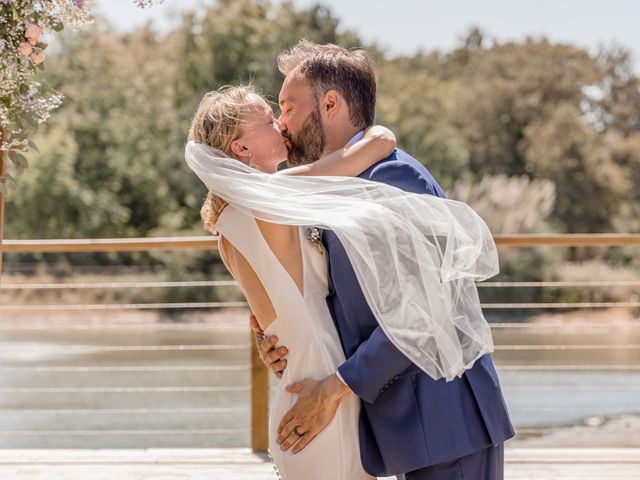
[230, 140, 250, 161]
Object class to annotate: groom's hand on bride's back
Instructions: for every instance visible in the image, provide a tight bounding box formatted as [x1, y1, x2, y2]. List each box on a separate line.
[250, 314, 288, 378]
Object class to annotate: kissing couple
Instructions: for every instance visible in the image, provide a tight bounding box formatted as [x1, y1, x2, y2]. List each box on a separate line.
[185, 40, 514, 480]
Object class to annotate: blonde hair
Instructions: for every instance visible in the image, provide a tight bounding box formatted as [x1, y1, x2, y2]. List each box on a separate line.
[188, 85, 260, 233]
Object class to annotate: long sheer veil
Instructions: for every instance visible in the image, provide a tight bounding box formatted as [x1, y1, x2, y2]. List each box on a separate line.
[185, 141, 499, 381]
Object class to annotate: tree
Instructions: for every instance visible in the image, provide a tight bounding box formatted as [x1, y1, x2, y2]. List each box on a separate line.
[592, 46, 640, 138]
[376, 60, 470, 189]
[5, 10, 640, 259]
[5, 0, 366, 243]
[521, 103, 628, 233]
[6, 24, 188, 238]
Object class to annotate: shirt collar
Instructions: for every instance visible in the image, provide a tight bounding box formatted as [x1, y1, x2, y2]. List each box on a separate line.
[345, 130, 365, 147]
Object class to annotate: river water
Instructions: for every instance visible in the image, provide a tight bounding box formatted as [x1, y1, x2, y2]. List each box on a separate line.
[0, 310, 638, 448]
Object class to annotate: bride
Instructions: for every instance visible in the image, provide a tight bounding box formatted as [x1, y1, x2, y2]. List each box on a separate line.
[186, 85, 498, 480]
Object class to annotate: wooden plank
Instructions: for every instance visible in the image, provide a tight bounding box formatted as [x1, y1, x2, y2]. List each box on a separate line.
[494, 233, 640, 247]
[0, 448, 636, 479]
[2, 234, 640, 254]
[0, 448, 277, 480]
[2, 236, 218, 253]
[0, 449, 276, 480]
[506, 448, 640, 463]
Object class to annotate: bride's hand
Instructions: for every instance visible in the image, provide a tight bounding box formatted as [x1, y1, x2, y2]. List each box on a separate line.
[251, 314, 288, 378]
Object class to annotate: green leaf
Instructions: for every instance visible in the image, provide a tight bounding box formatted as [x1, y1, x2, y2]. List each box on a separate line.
[28, 140, 39, 153]
[8, 151, 28, 169]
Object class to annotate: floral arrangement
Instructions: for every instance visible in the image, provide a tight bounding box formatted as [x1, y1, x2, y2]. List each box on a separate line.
[0, 0, 95, 190]
[0, 0, 163, 192]
[133, 0, 164, 7]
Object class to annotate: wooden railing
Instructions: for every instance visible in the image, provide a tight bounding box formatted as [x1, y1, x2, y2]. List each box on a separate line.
[3, 233, 640, 253]
[1, 233, 639, 452]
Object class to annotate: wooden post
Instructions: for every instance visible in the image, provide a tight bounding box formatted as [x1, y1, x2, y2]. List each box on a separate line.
[250, 336, 269, 452]
[0, 128, 5, 283]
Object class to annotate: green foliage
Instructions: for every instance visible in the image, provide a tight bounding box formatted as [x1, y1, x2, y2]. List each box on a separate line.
[379, 33, 639, 238]
[521, 103, 629, 233]
[0, 0, 93, 184]
[5, 121, 130, 238]
[3, 3, 640, 280]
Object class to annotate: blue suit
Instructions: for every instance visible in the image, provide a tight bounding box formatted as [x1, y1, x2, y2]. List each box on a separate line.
[321, 148, 515, 478]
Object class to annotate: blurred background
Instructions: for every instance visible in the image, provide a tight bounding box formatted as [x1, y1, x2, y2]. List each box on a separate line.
[0, 0, 638, 451]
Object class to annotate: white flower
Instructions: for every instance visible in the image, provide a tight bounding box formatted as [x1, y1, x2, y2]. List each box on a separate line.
[0, 0, 95, 164]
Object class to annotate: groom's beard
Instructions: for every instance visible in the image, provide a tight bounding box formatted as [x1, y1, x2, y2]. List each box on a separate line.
[286, 107, 326, 167]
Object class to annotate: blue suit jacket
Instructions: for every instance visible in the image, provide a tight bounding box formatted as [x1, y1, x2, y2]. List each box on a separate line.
[322, 148, 515, 477]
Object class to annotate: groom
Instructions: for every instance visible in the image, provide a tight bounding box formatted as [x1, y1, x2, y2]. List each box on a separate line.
[252, 40, 515, 479]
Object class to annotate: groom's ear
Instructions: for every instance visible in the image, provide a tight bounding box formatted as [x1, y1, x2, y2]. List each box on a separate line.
[322, 90, 342, 120]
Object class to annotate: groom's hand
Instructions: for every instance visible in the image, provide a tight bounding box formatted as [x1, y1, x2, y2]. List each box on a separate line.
[250, 314, 288, 379]
[276, 374, 353, 454]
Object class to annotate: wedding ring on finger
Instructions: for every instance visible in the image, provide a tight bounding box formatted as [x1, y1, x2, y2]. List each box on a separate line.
[293, 426, 304, 437]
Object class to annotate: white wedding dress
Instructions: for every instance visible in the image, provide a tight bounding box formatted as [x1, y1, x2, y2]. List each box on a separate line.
[216, 205, 373, 480]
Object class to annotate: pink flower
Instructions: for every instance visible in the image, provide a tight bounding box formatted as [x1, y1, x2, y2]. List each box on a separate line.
[76, 0, 85, 9]
[18, 42, 33, 56]
[25, 24, 43, 43]
[31, 50, 45, 65]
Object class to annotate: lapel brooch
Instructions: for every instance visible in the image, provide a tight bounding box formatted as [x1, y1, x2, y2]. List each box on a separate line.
[305, 227, 324, 255]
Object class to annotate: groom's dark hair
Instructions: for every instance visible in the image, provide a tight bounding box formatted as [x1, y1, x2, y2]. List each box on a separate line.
[278, 40, 376, 129]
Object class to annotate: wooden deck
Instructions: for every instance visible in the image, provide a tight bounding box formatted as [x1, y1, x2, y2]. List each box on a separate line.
[0, 448, 637, 479]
